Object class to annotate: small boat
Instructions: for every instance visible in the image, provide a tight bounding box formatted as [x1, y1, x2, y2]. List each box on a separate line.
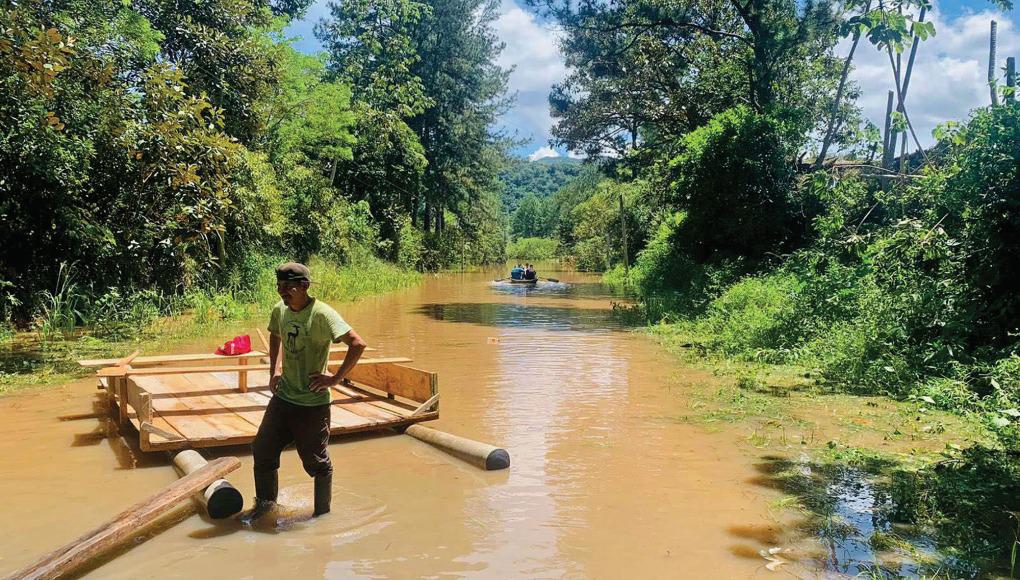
[509, 278, 538, 284]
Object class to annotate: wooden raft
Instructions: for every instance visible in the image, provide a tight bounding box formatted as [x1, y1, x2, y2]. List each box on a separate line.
[79, 347, 439, 452]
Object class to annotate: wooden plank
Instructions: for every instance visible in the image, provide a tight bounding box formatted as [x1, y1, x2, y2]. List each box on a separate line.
[411, 393, 440, 416]
[97, 357, 412, 378]
[116, 377, 129, 427]
[78, 346, 375, 367]
[333, 383, 416, 418]
[329, 404, 378, 430]
[345, 363, 435, 403]
[133, 376, 256, 442]
[182, 373, 267, 430]
[78, 351, 266, 368]
[334, 397, 403, 423]
[126, 413, 187, 449]
[238, 357, 248, 393]
[8, 457, 241, 580]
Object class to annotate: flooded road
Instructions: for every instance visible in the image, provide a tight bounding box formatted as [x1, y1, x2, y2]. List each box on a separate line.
[0, 267, 799, 578]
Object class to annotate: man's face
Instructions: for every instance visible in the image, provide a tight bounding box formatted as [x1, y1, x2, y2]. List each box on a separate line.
[277, 281, 307, 305]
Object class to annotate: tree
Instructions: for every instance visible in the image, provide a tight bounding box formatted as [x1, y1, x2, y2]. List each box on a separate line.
[529, 0, 849, 160]
[319, 0, 513, 240]
[318, 0, 433, 117]
[132, 0, 303, 144]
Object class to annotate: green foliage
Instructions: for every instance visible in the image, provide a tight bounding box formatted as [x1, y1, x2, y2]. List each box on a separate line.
[687, 274, 805, 363]
[267, 47, 355, 166]
[130, 64, 242, 290]
[891, 445, 1020, 562]
[511, 194, 555, 239]
[507, 237, 559, 261]
[662, 106, 796, 264]
[396, 216, 425, 271]
[319, 0, 433, 117]
[280, 165, 375, 264]
[569, 180, 649, 271]
[533, 0, 849, 158]
[37, 263, 83, 341]
[500, 157, 584, 213]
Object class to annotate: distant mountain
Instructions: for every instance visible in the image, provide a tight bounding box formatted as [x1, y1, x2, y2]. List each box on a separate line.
[500, 157, 585, 212]
[532, 156, 583, 166]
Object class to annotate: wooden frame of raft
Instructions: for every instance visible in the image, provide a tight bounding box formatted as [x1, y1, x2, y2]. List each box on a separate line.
[80, 346, 439, 452]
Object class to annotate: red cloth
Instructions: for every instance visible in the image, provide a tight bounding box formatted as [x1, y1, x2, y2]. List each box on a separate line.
[215, 334, 252, 356]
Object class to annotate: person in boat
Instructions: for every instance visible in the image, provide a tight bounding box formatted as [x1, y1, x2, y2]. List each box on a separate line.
[524, 264, 536, 280]
[243, 262, 367, 523]
[510, 263, 524, 280]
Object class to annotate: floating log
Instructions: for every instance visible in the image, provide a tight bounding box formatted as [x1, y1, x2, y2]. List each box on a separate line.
[404, 424, 509, 471]
[171, 450, 243, 519]
[5, 457, 240, 580]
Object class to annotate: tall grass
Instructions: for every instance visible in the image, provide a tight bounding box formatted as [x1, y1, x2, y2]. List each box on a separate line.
[37, 262, 83, 341]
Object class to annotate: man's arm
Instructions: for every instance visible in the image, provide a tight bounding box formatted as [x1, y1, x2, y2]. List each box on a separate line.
[309, 329, 367, 392]
[268, 332, 282, 393]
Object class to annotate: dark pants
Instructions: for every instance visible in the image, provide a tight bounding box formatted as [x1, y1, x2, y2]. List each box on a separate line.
[252, 395, 333, 490]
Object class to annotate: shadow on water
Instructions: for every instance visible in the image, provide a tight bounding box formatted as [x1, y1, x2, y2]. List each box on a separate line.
[743, 454, 991, 578]
[415, 302, 641, 332]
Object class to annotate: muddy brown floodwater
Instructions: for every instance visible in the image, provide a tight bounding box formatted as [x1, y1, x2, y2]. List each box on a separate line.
[0, 267, 808, 578]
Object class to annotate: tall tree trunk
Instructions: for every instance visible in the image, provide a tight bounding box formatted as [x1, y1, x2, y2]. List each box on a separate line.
[882, 90, 895, 170]
[814, 1, 872, 169]
[890, 6, 926, 160]
[990, 20, 1000, 106]
[1008, 56, 1017, 103]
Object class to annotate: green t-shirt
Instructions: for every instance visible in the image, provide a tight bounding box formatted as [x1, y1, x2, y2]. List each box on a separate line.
[268, 298, 352, 406]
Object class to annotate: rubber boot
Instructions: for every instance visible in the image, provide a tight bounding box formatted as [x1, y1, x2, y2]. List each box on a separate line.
[240, 470, 278, 525]
[313, 473, 332, 517]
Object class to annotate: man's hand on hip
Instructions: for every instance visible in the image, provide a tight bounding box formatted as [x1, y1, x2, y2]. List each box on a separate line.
[308, 373, 338, 393]
[269, 374, 281, 394]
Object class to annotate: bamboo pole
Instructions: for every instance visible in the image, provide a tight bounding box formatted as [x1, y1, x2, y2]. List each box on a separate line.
[5, 457, 240, 580]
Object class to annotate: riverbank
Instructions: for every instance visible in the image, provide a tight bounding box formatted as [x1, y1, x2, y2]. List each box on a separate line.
[0, 258, 421, 395]
[643, 321, 1016, 576]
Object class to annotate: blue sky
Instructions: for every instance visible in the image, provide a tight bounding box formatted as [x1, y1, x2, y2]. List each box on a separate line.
[285, 0, 1018, 160]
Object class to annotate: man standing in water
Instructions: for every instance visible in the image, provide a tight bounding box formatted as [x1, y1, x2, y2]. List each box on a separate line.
[242, 262, 367, 523]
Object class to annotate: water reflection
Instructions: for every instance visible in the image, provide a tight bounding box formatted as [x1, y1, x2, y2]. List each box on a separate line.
[415, 303, 634, 332]
[488, 280, 627, 301]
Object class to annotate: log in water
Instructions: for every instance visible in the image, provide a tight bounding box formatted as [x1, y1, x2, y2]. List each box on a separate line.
[171, 450, 244, 519]
[405, 424, 510, 470]
[5, 457, 240, 580]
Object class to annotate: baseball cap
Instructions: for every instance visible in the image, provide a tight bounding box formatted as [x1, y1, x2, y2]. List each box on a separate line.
[275, 262, 312, 282]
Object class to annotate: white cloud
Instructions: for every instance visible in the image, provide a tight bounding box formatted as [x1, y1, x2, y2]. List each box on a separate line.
[494, 0, 566, 151]
[846, 7, 1018, 147]
[528, 146, 560, 161]
[567, 150, 587, 159]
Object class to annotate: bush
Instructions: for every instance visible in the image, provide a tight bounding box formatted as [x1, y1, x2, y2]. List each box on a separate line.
[395, 216, 424, 271]
[690, 274, 805, 363]
[507, 237, 559, 260]
[662, 106, 796, 264]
